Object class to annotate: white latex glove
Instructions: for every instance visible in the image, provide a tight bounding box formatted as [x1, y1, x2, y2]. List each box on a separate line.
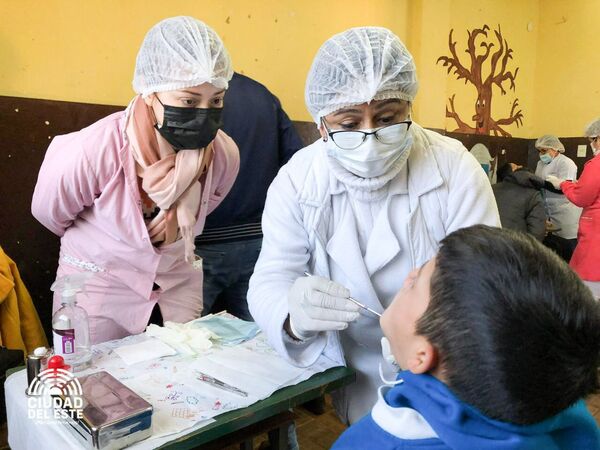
[287, 275, 360, 340]
[546, 175, 564, 190]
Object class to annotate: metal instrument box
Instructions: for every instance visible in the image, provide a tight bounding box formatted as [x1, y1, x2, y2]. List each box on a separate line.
[57, 371, 153, 449]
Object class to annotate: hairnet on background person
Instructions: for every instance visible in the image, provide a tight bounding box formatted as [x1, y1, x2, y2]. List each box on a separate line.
[584, 118, 600, 137]
[132, 16, 233, 97]
[305, 26, 418, 124]
[534, 135, 565, 153]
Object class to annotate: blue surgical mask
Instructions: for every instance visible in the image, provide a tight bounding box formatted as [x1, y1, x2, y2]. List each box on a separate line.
[539, 153, 553, 165]
[191, 315, 259, 346]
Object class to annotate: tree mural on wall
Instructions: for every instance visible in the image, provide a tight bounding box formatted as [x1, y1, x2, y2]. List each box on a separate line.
[437, 25, 523, 137]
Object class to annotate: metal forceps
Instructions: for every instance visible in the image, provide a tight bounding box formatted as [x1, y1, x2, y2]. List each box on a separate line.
[196, 371, 248, 397]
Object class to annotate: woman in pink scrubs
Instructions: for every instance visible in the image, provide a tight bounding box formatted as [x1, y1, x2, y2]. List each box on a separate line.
[32, 16, 239, 344]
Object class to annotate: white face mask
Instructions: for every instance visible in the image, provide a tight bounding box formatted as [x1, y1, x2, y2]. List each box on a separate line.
[381, 336, 399, 369]
[379, 337, 403, 385]
[591, 140, 600, 156]
[326, 127, 413, 178]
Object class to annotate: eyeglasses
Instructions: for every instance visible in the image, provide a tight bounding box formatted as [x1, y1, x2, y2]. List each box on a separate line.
[321, 119, 412, 150]
[588, 136, 599, 143]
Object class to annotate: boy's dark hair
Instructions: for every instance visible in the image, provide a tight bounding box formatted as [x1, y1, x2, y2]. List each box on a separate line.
[415, 225, 600, 425]
[496, 162, 513, 182]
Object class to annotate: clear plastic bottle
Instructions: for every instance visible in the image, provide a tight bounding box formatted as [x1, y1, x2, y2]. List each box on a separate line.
[51, 274, 93, 371]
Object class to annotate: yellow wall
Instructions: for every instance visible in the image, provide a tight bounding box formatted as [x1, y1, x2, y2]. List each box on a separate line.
[534, 0, 600, 137]
[0, 0, 409, 122]
[0, 0, 597, 137]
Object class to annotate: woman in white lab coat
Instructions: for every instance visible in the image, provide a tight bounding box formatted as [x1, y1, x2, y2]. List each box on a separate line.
[534, 135, 581, 261]
[247, 27, 500, 425]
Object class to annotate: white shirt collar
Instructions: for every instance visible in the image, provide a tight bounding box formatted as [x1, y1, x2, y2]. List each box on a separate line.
[371, 385, 438, 440]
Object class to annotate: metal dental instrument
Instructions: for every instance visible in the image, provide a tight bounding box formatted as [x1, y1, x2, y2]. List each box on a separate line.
[303, 272, 382, 318]
[196, 371, 248, 397]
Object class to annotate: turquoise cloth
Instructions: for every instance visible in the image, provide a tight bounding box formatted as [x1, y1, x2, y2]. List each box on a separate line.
[192, 315, 260, 346]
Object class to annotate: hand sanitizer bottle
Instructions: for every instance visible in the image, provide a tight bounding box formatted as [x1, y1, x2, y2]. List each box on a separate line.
[51, 273, 93, 371]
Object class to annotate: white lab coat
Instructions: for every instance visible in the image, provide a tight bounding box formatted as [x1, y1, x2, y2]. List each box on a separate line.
[535, 154, 581, 239]
[248, 124, 500, 424]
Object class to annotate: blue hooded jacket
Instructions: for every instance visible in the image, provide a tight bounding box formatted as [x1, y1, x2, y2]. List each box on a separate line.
[332, 371, 600, 450]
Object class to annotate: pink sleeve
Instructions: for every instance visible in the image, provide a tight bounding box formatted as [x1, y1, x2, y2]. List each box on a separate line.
[31, 117, 122, 236]
[206, 130, 240, 215]
[561, 159, 600, 208]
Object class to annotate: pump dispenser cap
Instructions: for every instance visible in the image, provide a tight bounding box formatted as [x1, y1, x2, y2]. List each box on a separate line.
[50, 273, 93, 303]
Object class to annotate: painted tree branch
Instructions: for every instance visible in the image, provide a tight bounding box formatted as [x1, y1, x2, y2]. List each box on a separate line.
[487, 27, 519, 95]
[466, 25, 490, 84]
[445, 94, 477, 133]
[437, 29, 474, 84]
[495, 98, 523, 127]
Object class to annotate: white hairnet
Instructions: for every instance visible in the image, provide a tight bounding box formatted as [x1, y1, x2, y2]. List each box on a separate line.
[535, 134, 565, 153]
[584, 118, 600, 137]
[133, 16, 233, 97]
[470, 143, 492, 162]
[305, 27, 418, 123]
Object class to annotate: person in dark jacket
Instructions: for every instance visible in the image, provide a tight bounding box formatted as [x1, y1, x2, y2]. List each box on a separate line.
[492, 163, 546, 241]
[194, 73, 304, 320]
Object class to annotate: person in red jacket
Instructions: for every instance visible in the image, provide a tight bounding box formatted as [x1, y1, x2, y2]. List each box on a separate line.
[546, 118, 600, 298]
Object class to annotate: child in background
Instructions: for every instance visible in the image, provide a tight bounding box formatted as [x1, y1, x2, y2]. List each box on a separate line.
[333, 225, 600, 449]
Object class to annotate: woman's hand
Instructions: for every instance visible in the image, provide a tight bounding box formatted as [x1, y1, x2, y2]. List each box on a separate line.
[286, 275, 360, 341]
[546, 175, 565, 190]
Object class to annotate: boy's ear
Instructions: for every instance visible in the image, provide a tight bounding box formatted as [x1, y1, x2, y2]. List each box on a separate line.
[406, 338, 438, 374]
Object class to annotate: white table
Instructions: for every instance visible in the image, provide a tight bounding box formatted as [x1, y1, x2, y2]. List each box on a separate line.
[6, 329, 338, 449]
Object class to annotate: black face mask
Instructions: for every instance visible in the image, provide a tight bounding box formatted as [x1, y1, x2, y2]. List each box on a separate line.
[154, 97, 223, 151]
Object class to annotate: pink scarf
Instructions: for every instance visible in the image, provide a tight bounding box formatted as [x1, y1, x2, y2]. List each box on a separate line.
[125, 95, 213, 263]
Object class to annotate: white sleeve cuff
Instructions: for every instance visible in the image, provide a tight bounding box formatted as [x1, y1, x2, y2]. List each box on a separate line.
[282, 327, 318, 345]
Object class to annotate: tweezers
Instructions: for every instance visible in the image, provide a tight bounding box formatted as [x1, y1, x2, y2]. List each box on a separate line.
[196, 371, 248, 397]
